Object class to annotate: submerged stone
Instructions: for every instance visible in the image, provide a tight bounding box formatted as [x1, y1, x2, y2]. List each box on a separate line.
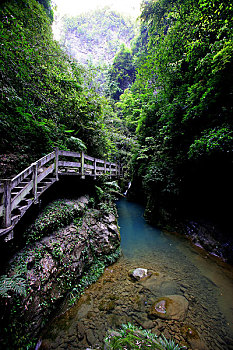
[181, 324, 208, 350]
[150, 295, 189, 321]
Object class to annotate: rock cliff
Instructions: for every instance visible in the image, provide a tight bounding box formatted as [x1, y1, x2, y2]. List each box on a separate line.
[0, 197, 121, 348]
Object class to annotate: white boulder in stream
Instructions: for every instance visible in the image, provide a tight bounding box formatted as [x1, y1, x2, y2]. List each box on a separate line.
[129, 268, 150, 281]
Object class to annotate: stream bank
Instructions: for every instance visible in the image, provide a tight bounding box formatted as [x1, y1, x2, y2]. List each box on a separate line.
[0, 196, 121, 349]
[127, 179, 233, 264]
[38, 198, 233, 350]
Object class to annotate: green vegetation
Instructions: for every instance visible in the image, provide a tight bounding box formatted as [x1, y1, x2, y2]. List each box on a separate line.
[1, 0, 232, 225]
[95, 180, 122, 214]
[114, 0, 233, 227]
[60, 7, 137, 66]
[0, 0, 112, 178]
[68, 246, 121, 306]
[108, 44, 135, 101]
[24, 200, 84, 243]
[0, 273, 27, 298]
[104, 323, 185, 350]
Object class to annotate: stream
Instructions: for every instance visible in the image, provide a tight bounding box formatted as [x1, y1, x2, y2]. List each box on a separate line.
[40, 198, 233, 350]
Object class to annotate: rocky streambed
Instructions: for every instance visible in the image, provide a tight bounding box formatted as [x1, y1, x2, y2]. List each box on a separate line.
[39, 258, 230, 350]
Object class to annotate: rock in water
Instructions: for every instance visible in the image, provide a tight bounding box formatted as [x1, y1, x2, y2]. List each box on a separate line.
[150, 295, 189, 321]
[181, 324, 209, 350]
[129, 268, 149, 281]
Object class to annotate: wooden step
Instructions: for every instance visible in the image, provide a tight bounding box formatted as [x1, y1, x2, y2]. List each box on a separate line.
[14, 185, 25, 190]
[20, 179, 31, 185]
[11, 214, 21, 225]
[17, 205, 28, 214]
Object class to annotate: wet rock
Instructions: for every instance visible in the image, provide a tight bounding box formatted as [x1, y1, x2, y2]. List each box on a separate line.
[141, 320, 154, 329]
[129, 268, 151, 281]
[8, 203, 120, 339]
[138, 273, 162, 295]
[86, 329, 95, 345]
[149, 295, 189, 321]
[155, 319, 166, 330]
[181, 324, 208, 350]
[159, 280, 180, 295]
[99, 299, 116, 312]
[76, 322, 85, 340]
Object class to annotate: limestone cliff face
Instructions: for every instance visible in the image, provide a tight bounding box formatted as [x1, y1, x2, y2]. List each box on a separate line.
[59, 8, 137, 66]
[0, 199, 120, 346]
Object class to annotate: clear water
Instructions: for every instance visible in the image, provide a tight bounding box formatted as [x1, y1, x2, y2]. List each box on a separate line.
[40, 198, 233, 350]
[117, 199, 233, 345]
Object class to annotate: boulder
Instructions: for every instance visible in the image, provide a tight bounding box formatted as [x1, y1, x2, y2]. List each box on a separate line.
[149, 295, 188, 321]
[181, 324, 208, 350]
[129, 268, 151, 281]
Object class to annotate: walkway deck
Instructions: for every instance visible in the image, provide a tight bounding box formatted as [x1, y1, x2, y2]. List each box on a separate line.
[0, 149, 121, 240]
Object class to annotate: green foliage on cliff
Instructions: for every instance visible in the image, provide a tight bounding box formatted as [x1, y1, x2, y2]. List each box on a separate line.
[24, 200, 84, 243]
[0, 0, 111, 178]
[60, 7, 137, 65]
[117, 0, 233, 224]
[108, 44, 135, 101]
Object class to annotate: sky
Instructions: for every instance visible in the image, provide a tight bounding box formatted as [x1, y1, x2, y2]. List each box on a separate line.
[52, 0, 142, 19]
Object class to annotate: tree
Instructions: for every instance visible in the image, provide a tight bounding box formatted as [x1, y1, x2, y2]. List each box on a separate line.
[108, 45, 135, 101]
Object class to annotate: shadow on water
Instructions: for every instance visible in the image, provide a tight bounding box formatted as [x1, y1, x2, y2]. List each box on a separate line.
[39, 198, 233, 350]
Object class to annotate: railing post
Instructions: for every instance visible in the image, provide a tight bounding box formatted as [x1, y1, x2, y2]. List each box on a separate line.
[54, 147, 59, 181]
[104, 160, 106, 175]
[32, 162, 38, 203]
[109, 163, 112, 179]
[94, 158, 97, 180]
[2, 179, 11, 228]
[81, 152, 85, 179]
[117, 163, 120, 177]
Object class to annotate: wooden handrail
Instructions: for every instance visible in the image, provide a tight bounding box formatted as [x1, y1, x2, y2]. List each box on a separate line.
[0, 149, 121, 237]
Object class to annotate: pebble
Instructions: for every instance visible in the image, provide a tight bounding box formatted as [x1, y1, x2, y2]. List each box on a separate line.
[86, 329, 95, 345]
[142, 320, 154, 329]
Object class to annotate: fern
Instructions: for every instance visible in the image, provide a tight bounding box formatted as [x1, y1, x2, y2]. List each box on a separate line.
[0, 274, 27, 298]
[158, 335, 184, 350]
[104, 323, 185, 350]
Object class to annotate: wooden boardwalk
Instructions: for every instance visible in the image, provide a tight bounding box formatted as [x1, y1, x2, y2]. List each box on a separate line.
[0, 149, 121, 240]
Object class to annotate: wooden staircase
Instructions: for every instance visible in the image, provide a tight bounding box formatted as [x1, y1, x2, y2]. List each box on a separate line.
[0, 149, 121, 241]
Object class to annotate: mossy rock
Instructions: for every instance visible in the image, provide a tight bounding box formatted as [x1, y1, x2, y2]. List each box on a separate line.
[149, 295, 189, 321]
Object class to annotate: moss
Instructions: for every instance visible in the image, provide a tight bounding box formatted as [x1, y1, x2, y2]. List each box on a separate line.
[24, 200, 85, 244]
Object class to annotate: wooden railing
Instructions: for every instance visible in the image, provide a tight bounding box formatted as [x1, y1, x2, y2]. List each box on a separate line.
[0, 149, 121, 239]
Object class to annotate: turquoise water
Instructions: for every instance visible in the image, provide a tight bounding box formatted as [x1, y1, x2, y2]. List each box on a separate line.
[117, 199, 233, 344]
[117, 199, 173, 258]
